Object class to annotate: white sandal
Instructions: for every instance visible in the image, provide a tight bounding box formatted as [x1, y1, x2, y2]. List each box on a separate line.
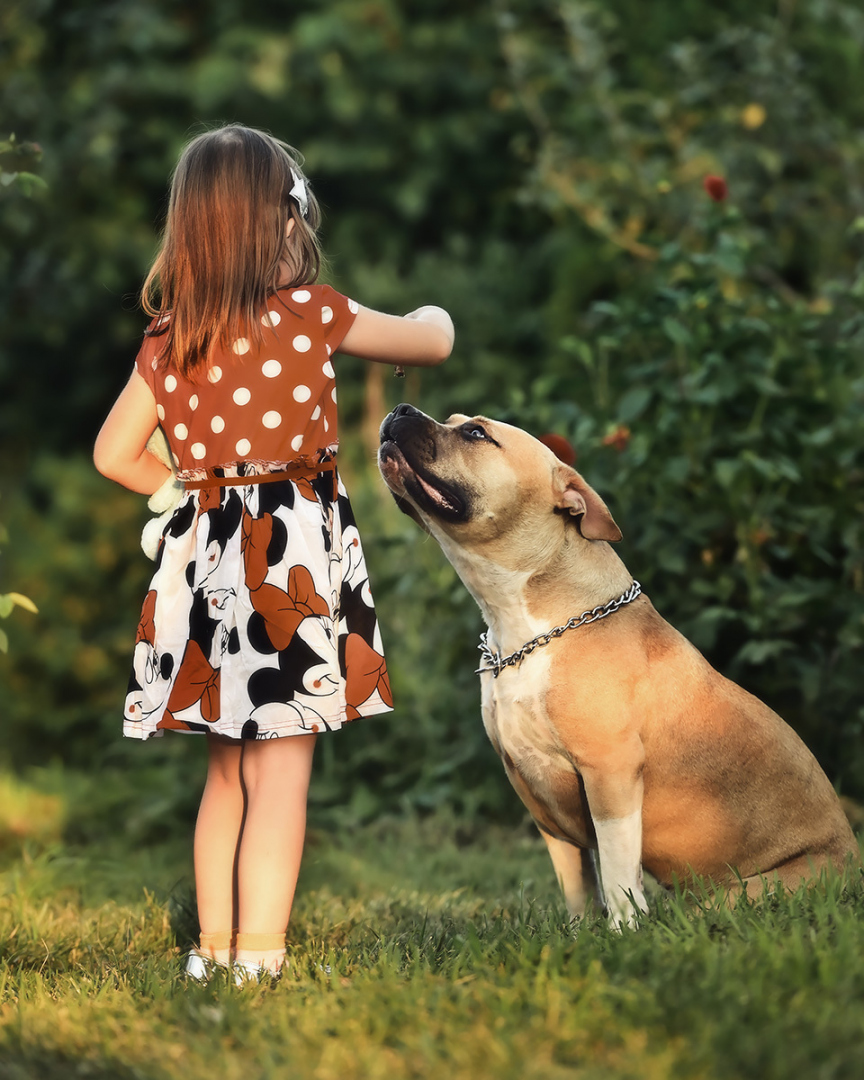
[183, 948, 227, 982]
[232, 958, 286, 986]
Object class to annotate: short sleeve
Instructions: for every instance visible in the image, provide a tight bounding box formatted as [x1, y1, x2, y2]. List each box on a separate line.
[317, 284, 359, 354]
[133, 323, 163, 393]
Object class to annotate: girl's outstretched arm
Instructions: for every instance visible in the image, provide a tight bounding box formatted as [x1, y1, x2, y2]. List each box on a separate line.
[94, 371, 172, 494]
[337, 304, 454, 366]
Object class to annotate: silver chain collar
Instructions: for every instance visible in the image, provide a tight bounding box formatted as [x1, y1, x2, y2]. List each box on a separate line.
[476, 580, 642, 678]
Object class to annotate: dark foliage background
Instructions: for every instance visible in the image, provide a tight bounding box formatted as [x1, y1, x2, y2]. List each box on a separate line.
[2, 0, 863, 835]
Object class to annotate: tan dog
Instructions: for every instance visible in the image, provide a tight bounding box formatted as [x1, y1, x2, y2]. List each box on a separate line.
[378, 404, 859, 927]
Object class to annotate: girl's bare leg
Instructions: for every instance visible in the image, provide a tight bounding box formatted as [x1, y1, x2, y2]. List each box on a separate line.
[234, 733, 317, 972]
[193, 733, 245, 963]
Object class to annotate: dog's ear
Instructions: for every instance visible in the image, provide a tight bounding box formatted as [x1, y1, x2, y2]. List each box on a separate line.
[553, 466, 623, 543]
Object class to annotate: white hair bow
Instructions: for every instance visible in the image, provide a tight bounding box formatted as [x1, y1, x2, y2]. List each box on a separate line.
[289, 168, 309, 218]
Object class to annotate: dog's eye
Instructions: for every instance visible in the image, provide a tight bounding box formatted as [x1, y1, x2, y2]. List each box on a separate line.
[463, 425, 488, 441]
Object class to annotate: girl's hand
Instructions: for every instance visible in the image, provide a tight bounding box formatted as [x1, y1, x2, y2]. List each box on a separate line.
[403, 305, 455, 343]
[337, 304, 454, 367]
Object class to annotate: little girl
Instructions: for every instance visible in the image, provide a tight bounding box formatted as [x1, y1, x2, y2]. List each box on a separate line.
[94, 123, 453, 980]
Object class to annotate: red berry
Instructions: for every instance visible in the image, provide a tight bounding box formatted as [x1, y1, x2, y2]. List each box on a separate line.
[538, 432, 577, 465]
[703, 175, 728, 202]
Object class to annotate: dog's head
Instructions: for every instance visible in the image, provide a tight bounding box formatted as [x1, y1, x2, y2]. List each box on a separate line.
[378, 404, 621, 562]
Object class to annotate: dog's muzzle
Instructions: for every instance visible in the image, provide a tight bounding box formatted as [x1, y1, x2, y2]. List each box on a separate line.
[379, 405, 471, 522]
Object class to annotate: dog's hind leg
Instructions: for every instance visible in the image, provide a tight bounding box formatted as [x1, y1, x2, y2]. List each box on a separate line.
[739, 849, 848, 900]
[540, 830, 603, 920]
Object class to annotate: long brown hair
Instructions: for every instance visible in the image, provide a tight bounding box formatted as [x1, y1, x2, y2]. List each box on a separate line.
[142, 124, 323, 377]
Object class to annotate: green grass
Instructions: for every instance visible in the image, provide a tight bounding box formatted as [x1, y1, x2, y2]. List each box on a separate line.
[1, 770, 863, 1079]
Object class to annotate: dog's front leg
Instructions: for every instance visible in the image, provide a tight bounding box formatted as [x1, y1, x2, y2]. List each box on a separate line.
[592, 807, 648, 929]
[540, 831, 603, 921]
[580, 747, 648, 929]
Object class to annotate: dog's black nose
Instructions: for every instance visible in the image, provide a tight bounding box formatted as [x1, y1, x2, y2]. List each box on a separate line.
[392, 403, 424, 419]
[380, 402, 427, 444]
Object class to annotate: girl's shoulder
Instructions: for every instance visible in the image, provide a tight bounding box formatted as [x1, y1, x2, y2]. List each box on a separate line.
[268, 284, 359, 352]
[271, 282, 357, 310]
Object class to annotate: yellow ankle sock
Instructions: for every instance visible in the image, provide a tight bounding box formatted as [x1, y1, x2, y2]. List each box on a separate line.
[198, 929, 232, 965]
[234, 931, 286, 974]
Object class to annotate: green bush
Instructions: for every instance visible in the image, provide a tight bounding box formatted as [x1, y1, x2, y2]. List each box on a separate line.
[1, 456, 154, 760]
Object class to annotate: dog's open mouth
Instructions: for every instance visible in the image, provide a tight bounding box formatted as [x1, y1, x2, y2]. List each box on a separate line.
[379, 440, 466, 521]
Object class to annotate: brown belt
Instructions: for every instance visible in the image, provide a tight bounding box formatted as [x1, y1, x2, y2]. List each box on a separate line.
[183, 459, 337, 491]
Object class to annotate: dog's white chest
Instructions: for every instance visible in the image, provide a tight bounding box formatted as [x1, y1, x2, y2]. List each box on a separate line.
[481, 651, 569, 789]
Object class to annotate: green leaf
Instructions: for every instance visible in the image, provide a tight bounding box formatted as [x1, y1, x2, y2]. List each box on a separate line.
[741, 452, 777, 480]
[800, 426, 834, 447]
[774, 459, 801, 483]
[15, 171, 48, 191]
[750, 375, 786, 397]
[562, 337, 594, 369]
[7, 592, 38, 614]
[736, 639, 795, 665]
[714, 459, 741, 488]
[0, 627, 7, 652]
[0, 595, 14, 619]
[663, 456, 691, 483]
[617, 386, 652, 422]
[662, 317, 692, 347]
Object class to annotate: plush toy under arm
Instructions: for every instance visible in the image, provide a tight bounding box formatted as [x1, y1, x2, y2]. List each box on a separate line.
[141, 428, 185, 560]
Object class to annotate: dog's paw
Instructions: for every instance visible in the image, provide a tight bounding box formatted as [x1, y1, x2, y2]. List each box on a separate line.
[606, 888, 649, 931]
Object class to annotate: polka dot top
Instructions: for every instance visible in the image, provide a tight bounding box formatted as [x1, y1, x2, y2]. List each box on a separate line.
[134, 285, 358, 476]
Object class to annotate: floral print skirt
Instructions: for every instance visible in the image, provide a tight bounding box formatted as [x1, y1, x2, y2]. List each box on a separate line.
[124, 462, 392, 740]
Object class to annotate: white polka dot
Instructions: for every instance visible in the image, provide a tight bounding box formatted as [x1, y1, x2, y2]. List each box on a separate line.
[156, 404, 165, 421]
[347, 298, 359, 314]
[321, 306, 333, 324]
[236, 439, 251, 456]
[262, 411, 282, 429]
[208, 366, 222, 384]
[191, 442, 207, 460]
[323, 417, 330, 433]
[174, 423, 188, 441]
[292, 335, 312, 353]
[232, 338, 250, 355]
[172, 453, 180, 467]
[262, 310, 281, 328]
[292, 290, 311, 303]
[262, 359, 282, 378]
[322, 360, 335, 379]
[293, 384, 311, 402]
[164, 375, 177, 393]
[210, 415, 225, 434]
[233, 387, 251, 406]
[291, 435, 303, 452]
[326, 345, 332, 356]
[311, 405, 321, 421]
[151, 359, 158, 371]
[189, 394, 198, 411]
[331, 387, 338, 403]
